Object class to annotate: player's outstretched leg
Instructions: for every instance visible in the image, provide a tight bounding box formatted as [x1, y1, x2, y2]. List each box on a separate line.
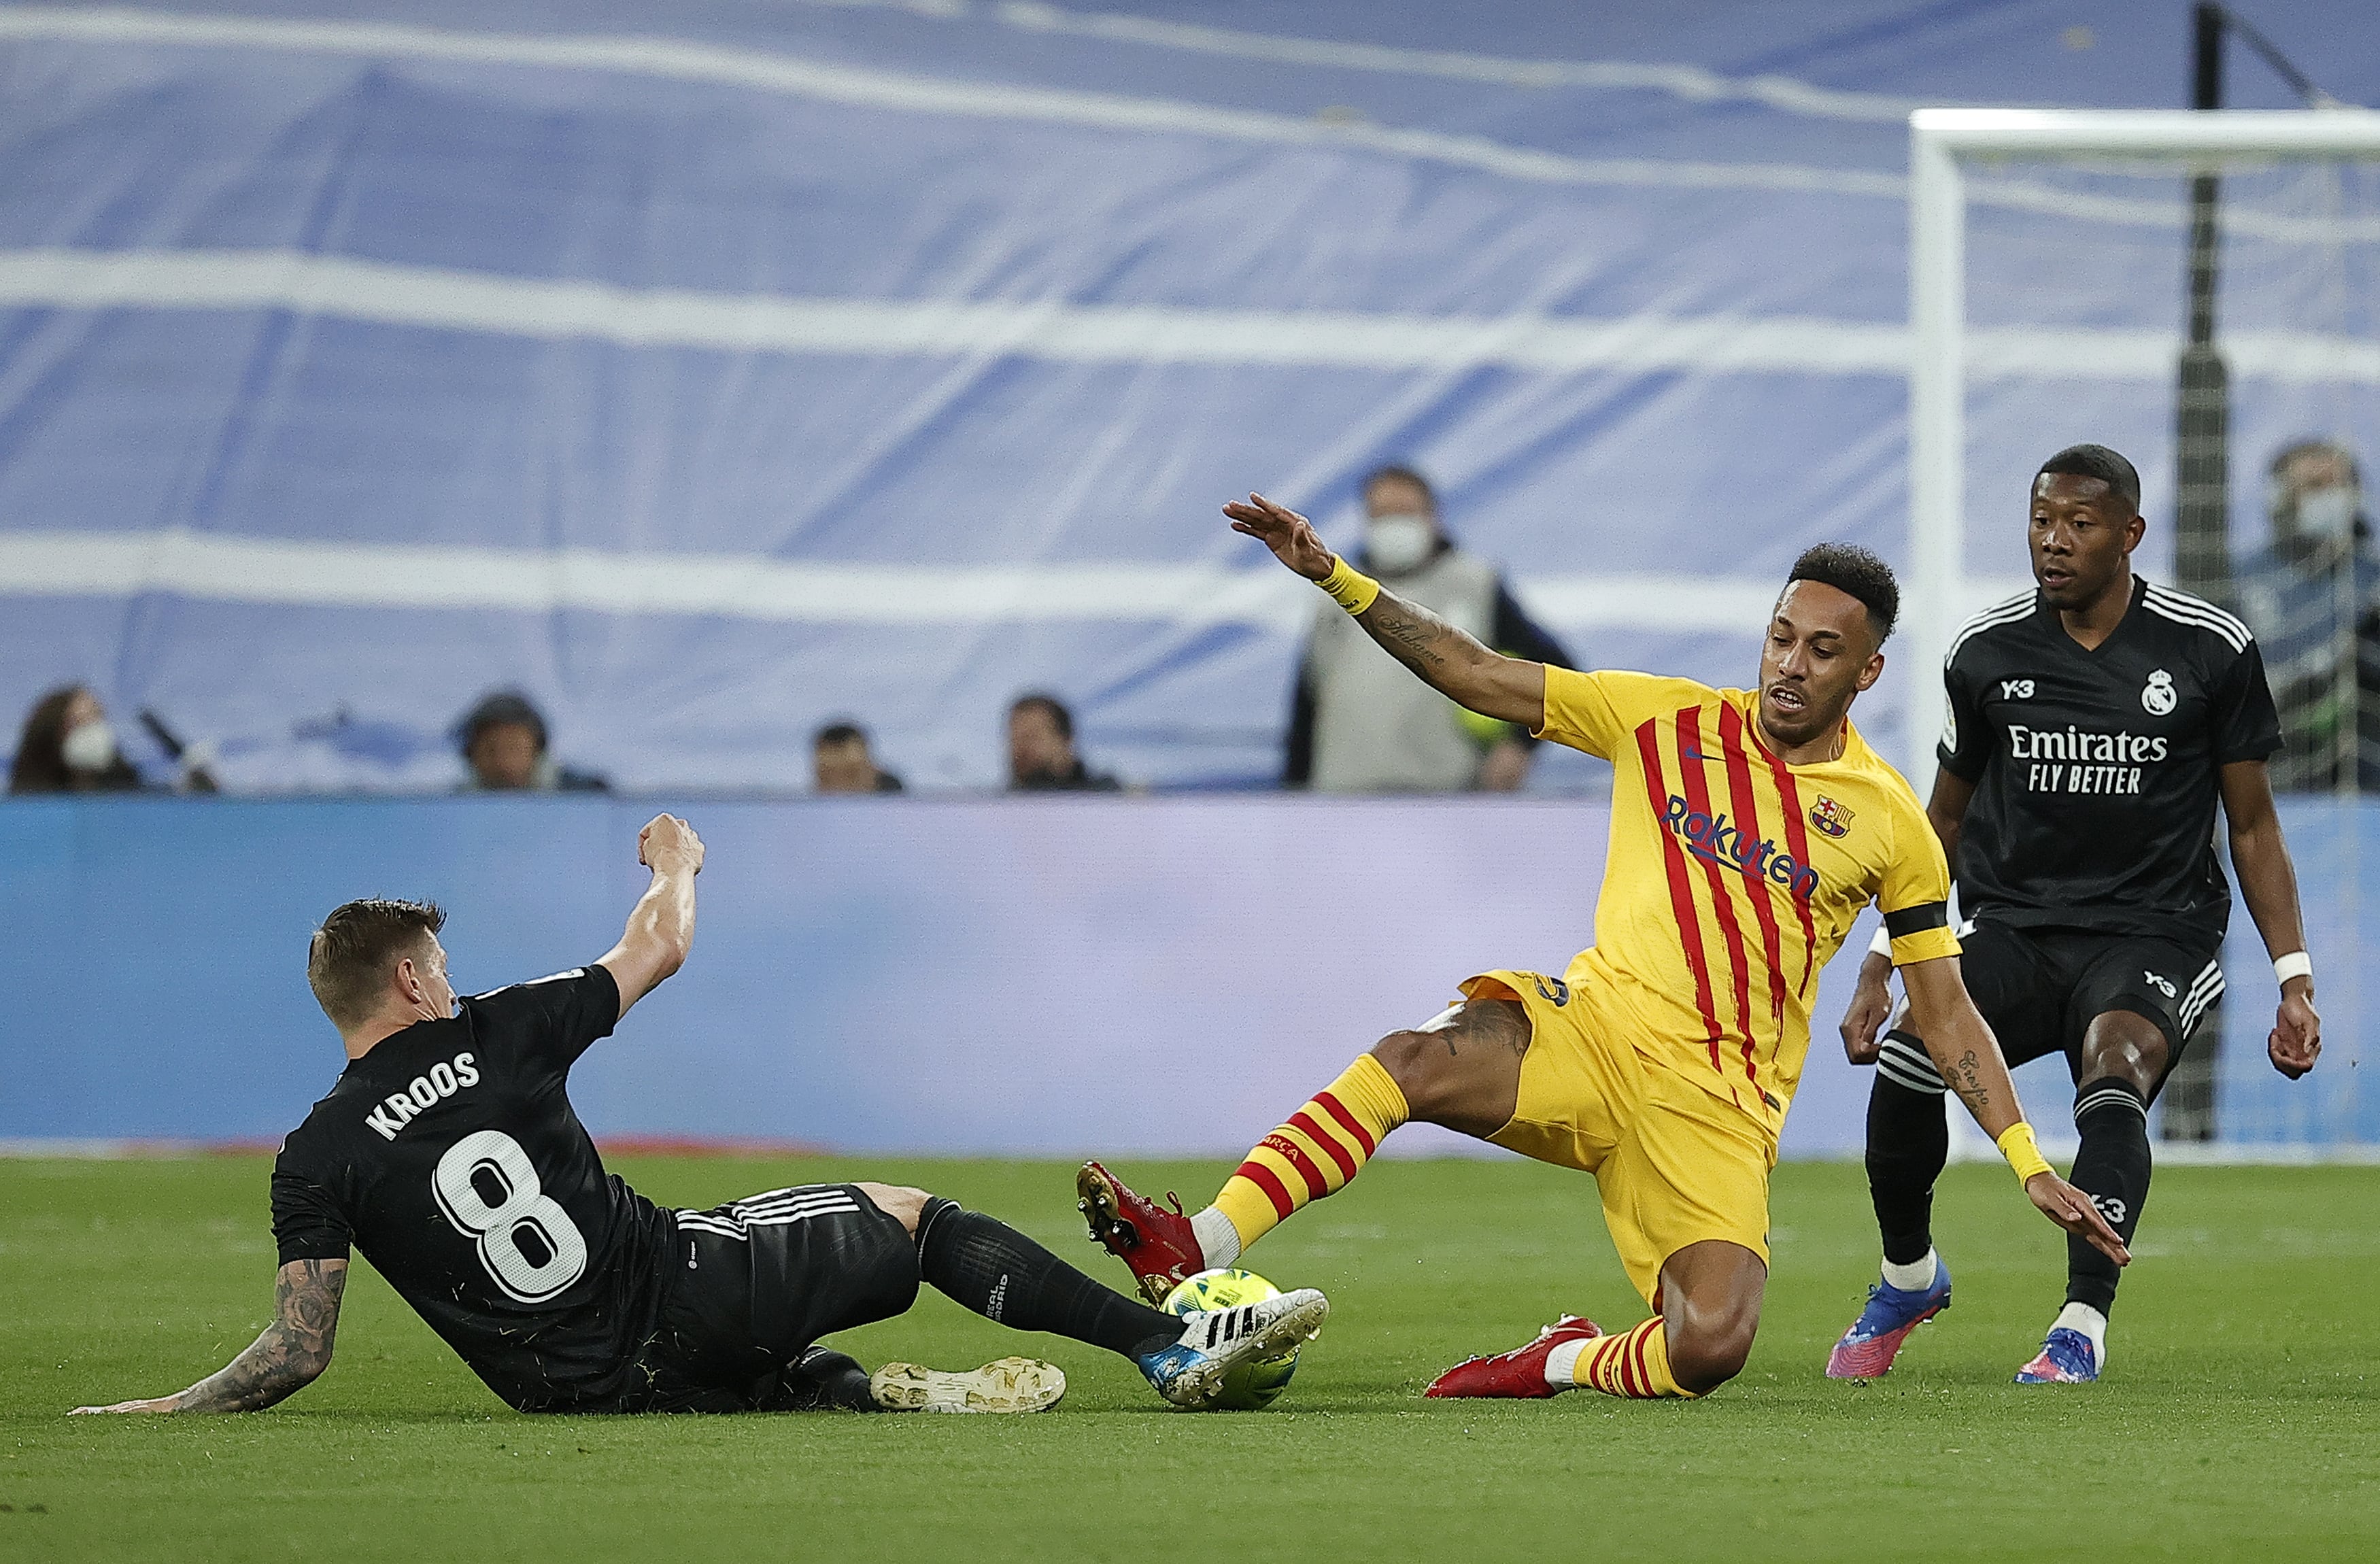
[911, 1196, 1327, 1408]
[1827, 1030, 1955, 1379]
[1429, 1240, 1763, 1400]
[1081, 1000, 1525, 1302]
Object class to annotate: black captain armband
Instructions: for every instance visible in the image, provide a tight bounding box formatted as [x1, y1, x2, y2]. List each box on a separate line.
[1870, 902, 1950, 962]
[1883, 902, 1949, 940]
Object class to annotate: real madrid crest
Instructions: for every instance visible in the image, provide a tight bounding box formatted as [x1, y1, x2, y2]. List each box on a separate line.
[1809, 795, 1854, 838]
[2142, 668, 2177, 716]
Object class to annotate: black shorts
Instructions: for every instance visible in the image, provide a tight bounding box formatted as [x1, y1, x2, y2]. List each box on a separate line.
[1879, 921, 2224, 1102]
[613, 1184, 921, 1412]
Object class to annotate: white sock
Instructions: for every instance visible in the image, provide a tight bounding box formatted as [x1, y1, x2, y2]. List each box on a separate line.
[1190, 1207, 1240, 1270]
[1881, 1249, 1938, 1292]
[2053, 1302, 2109, 1365]
[1543, 1337, 1590, 1390]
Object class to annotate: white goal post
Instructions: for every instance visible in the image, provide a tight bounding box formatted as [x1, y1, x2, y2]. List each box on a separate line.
[1905, 107, 2380, 777]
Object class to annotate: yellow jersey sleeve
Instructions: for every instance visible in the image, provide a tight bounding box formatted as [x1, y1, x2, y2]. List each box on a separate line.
[1537, 668, 1718, 760]
[1877, 786, 1960, 966]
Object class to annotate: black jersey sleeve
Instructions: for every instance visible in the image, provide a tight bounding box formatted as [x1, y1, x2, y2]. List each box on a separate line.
[1935, 651, 1992, 782]
[270, 1142, 353, 1265]
[466, 964, 623, 1070]
[2211, 639, 2284, 764]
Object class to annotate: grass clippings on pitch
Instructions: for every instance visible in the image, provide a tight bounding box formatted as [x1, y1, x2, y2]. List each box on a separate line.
[3, 1154, 2375, 1563]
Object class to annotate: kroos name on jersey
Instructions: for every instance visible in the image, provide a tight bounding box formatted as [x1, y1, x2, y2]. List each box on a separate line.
[365, 1052, 481, 1141]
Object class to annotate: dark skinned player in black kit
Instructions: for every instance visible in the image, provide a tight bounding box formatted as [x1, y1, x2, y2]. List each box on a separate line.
[73, 814, 1327, 1418]
[1826, 444, 2322, 1384]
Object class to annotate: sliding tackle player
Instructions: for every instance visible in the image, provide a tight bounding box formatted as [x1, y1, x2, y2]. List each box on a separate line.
[1076, 493, 2125, 1400]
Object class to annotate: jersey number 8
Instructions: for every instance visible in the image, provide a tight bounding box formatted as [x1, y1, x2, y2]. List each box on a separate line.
[432, 1129, 590, 1303]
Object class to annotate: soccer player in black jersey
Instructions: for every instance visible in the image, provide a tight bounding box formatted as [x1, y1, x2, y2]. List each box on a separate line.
[1827, 443, 2323, 1384]
[73, 814, 1325, 1417]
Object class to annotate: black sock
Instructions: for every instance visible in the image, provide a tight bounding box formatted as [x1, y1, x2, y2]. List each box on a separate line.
[916, 1200, 1180, 1362]
[1868, 1032, 1950, 1267]
[763, 1346, 879, 1412]
[2067, 1078, 2151, 1316]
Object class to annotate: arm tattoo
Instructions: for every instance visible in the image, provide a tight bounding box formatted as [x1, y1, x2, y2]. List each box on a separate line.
[169, 1259, 346, 1413]
[1948, 1049, 1991, 1119]
[1359, 590, 1488, 687]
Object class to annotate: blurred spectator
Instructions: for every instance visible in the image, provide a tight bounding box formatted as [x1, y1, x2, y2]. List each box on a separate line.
[455, 691, 609, 792]
[2234, 439, 2380, 791]
[1008, 693, 1120, 792]
[1285, 465, 1572, 792]
[813, 721, 904, 794]
[9, 685, 142, 794]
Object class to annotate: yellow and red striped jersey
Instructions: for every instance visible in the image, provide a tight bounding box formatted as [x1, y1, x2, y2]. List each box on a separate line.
[1539, 668, 1959, 1132]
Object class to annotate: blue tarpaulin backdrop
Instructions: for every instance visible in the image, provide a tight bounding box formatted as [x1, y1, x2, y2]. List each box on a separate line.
[4, 2, 2380, 789]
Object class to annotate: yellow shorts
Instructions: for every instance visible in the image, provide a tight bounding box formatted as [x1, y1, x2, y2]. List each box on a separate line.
[1463, 970, 1775, 1307]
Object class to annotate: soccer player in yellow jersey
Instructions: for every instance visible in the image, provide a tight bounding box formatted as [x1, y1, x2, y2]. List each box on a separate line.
[1076, 492, 2128, 1400]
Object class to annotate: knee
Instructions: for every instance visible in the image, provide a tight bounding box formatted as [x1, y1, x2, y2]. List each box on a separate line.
[2078, 1017, 2166, 1092]
[1371, 1027, 1468, 1123]
[853, 1183, 932, 1235]
[1665, 1300, 1760, 1395]
[1368, 1028, 1438, 1102]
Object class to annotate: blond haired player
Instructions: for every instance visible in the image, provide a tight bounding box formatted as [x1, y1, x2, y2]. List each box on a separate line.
[1076, 493, 2126, 1400]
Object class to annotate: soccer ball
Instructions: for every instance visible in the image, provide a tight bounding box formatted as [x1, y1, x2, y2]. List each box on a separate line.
[1161, 1268, 1306, 1410]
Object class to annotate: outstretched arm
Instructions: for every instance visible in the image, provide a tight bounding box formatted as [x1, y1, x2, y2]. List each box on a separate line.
[598, 813, 704, 1020]
[1225, 494, 1547, 730]
[1898, 957, 2130, 1267]
[2219, 760, 2321, 1079]
[73, 1258, 346, 1414]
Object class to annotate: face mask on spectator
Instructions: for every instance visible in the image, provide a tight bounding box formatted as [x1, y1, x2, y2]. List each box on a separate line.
[2296, 486, 2359, 541]
[1366, 513, 1436, 574]
[61, 719, 118, 773]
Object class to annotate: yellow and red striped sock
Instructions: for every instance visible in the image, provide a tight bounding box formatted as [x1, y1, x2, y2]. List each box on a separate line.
[1567, 1317, 1697, 1399]
[1208, 1054, 1408, 1253]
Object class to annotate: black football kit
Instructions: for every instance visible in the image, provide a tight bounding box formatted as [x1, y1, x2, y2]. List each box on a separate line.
[270, 963, 1184, 1412]
[271, 966, 919, 1412]
[1869, 577, 2282, 1316]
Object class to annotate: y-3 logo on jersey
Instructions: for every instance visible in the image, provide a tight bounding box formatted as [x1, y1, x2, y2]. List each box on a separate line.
[2001, 679, 2035, 700]
[1660, 796, 1821, 902]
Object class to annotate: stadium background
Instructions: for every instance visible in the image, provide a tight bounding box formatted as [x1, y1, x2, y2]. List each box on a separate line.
[5, 0, 2379, 1157]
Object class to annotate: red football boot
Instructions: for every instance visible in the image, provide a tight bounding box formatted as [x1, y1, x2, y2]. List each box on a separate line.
[1423, 1315, 1603, 1398]
[1076, 1161, 1209, 1306]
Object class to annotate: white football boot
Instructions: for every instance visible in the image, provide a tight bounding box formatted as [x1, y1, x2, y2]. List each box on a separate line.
[1138, 1288, 1329, 1408]
[868, 1356, 1067, 1413]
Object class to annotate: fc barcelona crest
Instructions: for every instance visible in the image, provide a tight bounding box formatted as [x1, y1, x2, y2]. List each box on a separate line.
[1808, 796, 1854, 838]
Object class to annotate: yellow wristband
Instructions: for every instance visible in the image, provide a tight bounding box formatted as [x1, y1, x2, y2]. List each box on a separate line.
[1996, 1121, 2053, 1185]
[1318, 556, 1381, 617]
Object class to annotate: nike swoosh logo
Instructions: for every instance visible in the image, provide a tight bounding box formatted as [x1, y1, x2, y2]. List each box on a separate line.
[1682, 747, 1720, 762]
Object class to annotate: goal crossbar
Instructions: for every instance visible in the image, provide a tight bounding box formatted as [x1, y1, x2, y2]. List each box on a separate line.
[1905, 107, 2380, 776]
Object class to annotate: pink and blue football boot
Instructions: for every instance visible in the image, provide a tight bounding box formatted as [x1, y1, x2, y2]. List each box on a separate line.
[2013, 1326, 2101, 1384]
[1824, 1259, 1952, 1380]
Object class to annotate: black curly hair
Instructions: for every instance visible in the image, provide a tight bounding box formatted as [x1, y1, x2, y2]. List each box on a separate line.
[1787, 543, 1899, 644]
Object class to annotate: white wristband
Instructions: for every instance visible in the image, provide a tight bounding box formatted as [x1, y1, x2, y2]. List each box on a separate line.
[1868, 925, 1893, 962]
[2273, 951, 2313, 987]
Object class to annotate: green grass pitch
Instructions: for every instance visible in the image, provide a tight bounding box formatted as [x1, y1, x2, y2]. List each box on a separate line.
[5, 1153, 2376, 1562]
